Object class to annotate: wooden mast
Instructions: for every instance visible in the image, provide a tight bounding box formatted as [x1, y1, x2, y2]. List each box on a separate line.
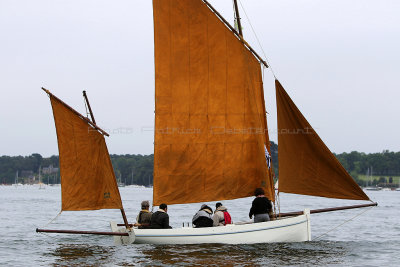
[233, 0, 243, 37]
[81, 90, 130, 230]
[82, 90, 96, 124]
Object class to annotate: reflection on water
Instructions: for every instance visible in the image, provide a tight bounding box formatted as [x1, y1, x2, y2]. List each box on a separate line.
[42, 241, 347, 266]
[141, 244, 241, 266]
[47, 244, 114, 266]
[138, 242, 346, 266]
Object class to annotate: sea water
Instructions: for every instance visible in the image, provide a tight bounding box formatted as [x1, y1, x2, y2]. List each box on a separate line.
[0, 186, 398, 266]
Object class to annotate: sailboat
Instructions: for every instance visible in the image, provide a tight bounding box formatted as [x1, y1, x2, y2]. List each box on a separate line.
[365, 166, 380, 191]
[37, 0, 376, 245]
[117, 173, 126, 188]
[12, 171, 19, 187]
[38, 166, 46, 190]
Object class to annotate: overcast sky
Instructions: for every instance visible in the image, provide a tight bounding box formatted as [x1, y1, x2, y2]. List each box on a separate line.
[1, 0, 399, 157]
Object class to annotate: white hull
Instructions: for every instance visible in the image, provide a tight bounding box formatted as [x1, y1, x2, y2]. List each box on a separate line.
[111, 209, 311, 245]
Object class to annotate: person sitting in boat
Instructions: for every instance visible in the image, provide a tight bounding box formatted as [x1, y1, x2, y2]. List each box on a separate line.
[134, 200, 152, 229]
[212, 202, 232, 226]
[150, 203, 172, 229]
[249, 188, 272, 223]
[192, 204, 213, 228]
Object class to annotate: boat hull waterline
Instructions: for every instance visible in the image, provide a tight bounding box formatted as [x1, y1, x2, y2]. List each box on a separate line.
[111, 209, 311, 245]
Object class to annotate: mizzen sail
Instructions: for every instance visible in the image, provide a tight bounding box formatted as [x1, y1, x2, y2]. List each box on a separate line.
[276, 80, 369, 200]
[153, 0, 274, 205]
[49, 93, 123, 211]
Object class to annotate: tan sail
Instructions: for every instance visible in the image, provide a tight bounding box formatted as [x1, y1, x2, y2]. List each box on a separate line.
[49, 94, 123, 211]
[276, 80, 369, 200]
[153, 0, 274, 205]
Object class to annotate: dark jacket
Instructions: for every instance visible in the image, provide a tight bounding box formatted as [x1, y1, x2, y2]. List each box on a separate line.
[136, 210, 152, 229]
[249, 197, 272, 218]
[150, 210, 172, 229]
[192, 207, 213, 228]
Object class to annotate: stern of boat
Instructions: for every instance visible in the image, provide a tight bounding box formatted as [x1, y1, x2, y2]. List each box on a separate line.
[110, 221, 135, 245]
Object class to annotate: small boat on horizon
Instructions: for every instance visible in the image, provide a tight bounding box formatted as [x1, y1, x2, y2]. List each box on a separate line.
[365, 187, 382, 191]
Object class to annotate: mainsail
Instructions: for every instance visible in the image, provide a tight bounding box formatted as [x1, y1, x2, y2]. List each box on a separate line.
[49, 93, 123, 211]
[276, 80, 369, 200]
[153, 0, 274, 205]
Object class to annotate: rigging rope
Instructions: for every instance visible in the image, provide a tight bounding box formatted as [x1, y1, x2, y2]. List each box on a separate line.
[40, 210, 62, 229]
[238, 0, 277, 79]
[313, 206, 374, 240]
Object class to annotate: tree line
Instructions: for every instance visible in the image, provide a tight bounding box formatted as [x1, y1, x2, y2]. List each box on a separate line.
[335, 150, 400, 176]
[1, 143, 399, 186]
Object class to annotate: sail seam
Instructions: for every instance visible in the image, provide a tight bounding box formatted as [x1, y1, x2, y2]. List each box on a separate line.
[224, 23, 228, 190]
[206, 3, 210, 194]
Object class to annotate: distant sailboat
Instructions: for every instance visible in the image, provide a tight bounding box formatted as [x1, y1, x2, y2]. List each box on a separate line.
[117, 173, 126, 188]
[37, 0, 377, 244]
[38, 166, 45, 189]
[365, 167, 381, 191]
[14, 171, 18, 187]
[12, 171, 23, 187]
